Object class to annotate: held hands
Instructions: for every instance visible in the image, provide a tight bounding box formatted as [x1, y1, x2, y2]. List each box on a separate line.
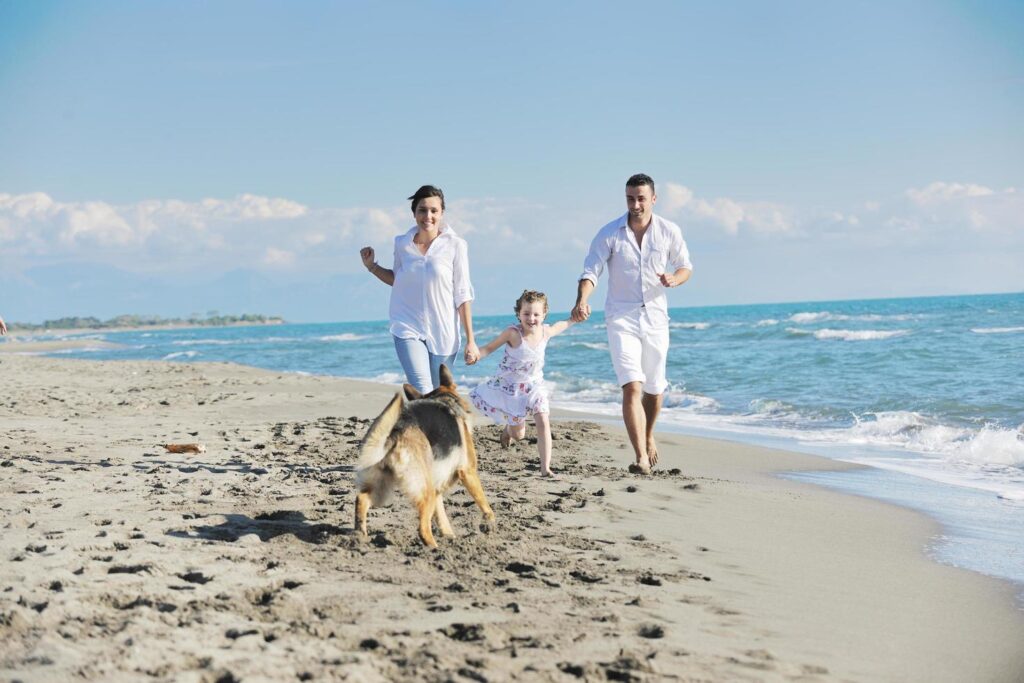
[359, 247, 376, 270]
[571, 301, 591, 323]
[464, 341, 481, 365]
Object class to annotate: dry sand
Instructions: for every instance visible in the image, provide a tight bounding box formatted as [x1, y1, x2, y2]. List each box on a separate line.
[1, 354, 1022, 682]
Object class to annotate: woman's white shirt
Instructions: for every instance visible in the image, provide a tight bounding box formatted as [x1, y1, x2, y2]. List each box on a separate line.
[389, 224, 474, 356]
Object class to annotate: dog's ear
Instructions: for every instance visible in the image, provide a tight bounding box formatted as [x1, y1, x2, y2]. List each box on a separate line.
[403, 383, 421, 400]
[438, 364, 455, 388]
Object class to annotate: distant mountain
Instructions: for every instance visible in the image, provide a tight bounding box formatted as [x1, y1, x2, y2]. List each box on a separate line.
[9, 313, 284, 332]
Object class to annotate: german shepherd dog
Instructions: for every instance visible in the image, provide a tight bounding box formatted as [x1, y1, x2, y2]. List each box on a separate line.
[354, 365, 495, 547]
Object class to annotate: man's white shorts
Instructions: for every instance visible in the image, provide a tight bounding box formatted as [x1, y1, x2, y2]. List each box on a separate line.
[606, 308, 670, 394]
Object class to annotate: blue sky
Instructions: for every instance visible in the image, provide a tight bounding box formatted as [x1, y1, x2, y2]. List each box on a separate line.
[1, 1, 1022, 323]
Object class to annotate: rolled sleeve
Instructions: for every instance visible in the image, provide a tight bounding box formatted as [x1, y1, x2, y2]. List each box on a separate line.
[452, 238, 474, 309]
[579, 232, 612, 285]
[669, 228, 693, 272]
[391, 236, 402, 273]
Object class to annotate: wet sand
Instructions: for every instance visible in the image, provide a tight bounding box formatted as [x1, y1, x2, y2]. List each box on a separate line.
[1, 354, 1022, 682]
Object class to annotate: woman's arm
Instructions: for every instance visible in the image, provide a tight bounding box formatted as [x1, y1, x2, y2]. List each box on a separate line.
[458, 301, 480, 364]
[359, 246, 395, 286]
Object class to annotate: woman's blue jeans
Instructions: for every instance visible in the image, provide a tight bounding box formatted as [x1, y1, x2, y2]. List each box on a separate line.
[393, 336, 457, 394]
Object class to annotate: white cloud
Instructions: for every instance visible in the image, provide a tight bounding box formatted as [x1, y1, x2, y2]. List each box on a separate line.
[906, 181, 996, 206]
[263, 247, 297, 267]
[659, 182, 795, 236]
[900, 181, 1022, 235]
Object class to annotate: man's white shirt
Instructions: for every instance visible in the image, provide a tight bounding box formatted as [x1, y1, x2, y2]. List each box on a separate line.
[389, 224, 474, 356]
[579, 212, 692, 327]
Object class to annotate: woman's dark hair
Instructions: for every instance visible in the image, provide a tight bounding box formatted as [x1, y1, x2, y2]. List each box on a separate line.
[626, 173, 655, 193]
[408, 185, 445, 213]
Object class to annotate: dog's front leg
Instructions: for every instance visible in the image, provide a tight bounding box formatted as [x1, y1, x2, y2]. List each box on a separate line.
[458, 468, 496, 524]
[434, 496, 455, 538]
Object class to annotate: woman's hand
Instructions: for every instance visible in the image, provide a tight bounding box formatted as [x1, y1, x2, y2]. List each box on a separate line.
[464, 341, 480, 365]
[359, 247, 376, 270]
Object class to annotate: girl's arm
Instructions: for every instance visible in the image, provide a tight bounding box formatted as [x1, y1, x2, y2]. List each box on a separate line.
[472, 327, 515, 364]
[546, 318, 576, 337]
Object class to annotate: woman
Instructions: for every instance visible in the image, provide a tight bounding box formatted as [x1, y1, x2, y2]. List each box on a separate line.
[359, 185, 479, 393]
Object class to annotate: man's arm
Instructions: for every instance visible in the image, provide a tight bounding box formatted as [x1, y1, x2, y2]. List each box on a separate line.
[573, 229, 610, 322]
[571, 279, 595, 322]
[658, 268, 691, 288]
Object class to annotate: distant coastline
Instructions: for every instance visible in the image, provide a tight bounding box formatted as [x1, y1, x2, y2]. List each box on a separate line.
[5, 314, 285, 335]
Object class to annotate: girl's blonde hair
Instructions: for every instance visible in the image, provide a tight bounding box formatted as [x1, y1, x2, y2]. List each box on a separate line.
[514, 290, 548, 315]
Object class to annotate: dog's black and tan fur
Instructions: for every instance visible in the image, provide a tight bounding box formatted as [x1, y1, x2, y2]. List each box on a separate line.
[354, 365, 495, 547]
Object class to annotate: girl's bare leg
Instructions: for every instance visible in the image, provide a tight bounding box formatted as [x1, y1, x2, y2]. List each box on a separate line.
[534, 412, 554, 477]
[502, 422, 526, 448]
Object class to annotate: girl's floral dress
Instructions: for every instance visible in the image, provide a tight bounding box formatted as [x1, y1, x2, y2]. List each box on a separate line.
[470, 325, 550, 425]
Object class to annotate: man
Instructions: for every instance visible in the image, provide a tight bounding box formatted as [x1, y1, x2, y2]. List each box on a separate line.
[571, 174, 692, 474]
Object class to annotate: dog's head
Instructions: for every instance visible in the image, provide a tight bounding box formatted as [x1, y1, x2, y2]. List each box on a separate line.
[402, 364, 470, 413]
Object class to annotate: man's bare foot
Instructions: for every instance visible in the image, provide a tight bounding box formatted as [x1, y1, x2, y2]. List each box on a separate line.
[647, 437, 659, 468]
[628, 459, 652, 475]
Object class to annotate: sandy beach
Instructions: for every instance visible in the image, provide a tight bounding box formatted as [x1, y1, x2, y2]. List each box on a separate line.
[1, 354, 1022, 682]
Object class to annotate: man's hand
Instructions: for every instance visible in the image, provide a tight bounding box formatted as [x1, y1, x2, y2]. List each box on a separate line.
[359, 247, 376, 270]
[659, 272, 681, 287]
[571, 301, 591, 322]
[464, 341, 480, 365]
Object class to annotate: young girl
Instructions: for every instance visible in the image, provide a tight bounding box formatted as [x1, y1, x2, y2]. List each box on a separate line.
[468, 290, 574, 478]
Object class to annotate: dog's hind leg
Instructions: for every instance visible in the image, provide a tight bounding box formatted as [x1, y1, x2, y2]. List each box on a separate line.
[355, 488, 372, 537]
[416, 489, 439, 548]
[434, 497, 455, 538]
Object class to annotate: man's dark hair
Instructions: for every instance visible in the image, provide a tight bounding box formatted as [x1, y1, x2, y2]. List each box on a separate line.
[626, 173, 655, 193]
[408, 185, 446, 213]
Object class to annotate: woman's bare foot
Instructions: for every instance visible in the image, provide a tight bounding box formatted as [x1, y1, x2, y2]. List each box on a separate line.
[540, 469, 561, 480]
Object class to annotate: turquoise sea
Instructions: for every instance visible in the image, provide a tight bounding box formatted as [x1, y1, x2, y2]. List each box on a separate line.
[12, 292, 1024, 591]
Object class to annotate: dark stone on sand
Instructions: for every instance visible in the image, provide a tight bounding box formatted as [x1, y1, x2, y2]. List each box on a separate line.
[457, 667, 488, 682]
[445, 582, 467, 592]
[177, 569, 212, 585]
[225, 628, 259, 640]
[558, 662, 586, 678]
[108, 564, 152, 575]
[359, 637, 381, 650]
[638, 623, 665, 639]
[441, 622, 485, 642]
[593, 488, 606, 496]
[669, 468, 682, 475]
[504, 561, 536, 575]
[570, 570, 604, 584]
[625, 485, 638, 493]
[637, 573, 662, 586]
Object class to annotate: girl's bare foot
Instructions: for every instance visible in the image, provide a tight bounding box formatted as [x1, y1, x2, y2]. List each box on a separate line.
[500, 427, 511, 449]
[540, 469, 561, 480]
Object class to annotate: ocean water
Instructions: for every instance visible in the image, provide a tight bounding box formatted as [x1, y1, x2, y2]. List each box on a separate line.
[12, 292, 1024, 588]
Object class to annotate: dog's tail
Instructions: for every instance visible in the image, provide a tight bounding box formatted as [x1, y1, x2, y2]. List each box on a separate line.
[357, 392, 404, 470]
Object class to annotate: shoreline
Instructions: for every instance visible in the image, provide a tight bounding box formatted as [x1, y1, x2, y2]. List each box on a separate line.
[2, 354, 1023, 680]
